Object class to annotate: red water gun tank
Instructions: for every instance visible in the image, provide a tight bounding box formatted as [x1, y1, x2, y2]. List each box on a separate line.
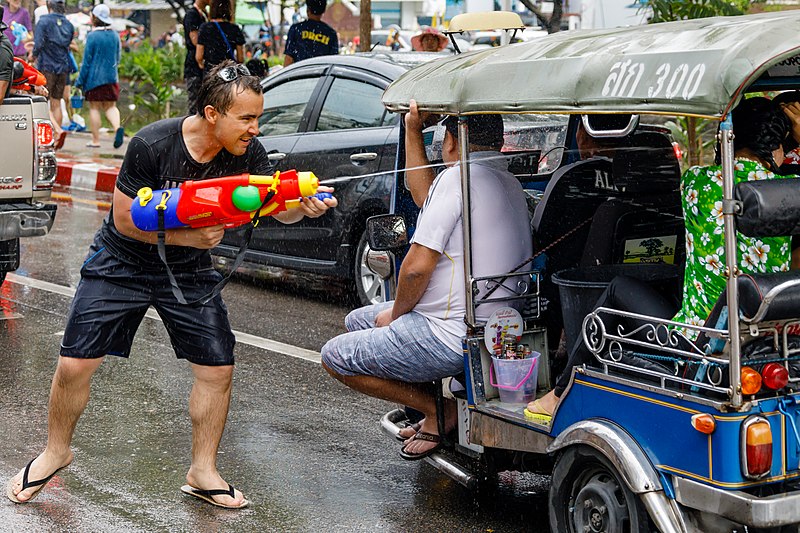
[12, 58, 46, 92]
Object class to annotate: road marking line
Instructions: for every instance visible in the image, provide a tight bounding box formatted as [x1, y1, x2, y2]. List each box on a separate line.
[6, 273, 322, 364]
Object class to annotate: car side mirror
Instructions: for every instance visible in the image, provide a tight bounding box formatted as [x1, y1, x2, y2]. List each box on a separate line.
[367, 214, 408, 251]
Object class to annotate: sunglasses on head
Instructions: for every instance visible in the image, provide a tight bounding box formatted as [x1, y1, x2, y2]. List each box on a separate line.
[217, 64, 251, 82]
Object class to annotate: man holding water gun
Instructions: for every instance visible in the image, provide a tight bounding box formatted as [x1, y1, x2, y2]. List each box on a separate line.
[7, 60, 337, 509]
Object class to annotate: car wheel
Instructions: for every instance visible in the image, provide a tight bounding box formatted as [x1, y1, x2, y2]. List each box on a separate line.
[549, 445, 651, 533]
[354, 229, 387, 306]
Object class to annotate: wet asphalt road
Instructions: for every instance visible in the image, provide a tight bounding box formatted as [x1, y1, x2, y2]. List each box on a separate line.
[0, 186, 550, 532]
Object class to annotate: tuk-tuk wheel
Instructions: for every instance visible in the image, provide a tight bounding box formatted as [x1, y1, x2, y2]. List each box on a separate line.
[549, 445, 651, 533]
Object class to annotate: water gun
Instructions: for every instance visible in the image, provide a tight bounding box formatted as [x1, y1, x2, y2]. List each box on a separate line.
[11, 58, 46, 92]
[10, 21, 28, 47]
[130, 169, 333, 232]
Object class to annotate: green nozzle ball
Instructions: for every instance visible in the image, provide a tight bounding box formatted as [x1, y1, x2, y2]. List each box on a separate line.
[232, 185, 263, 212]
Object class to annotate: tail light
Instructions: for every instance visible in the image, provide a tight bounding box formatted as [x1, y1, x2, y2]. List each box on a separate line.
[761, 363, 789, 390]
[741, 366, 762, 395]
[36, 120, 53, 146]
[672, 141, 683, 161]
[33, 119, 57, 190]
[741, 416, 772, 479]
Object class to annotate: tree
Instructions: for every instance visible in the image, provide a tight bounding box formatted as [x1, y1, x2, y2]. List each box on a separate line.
[640, 238, 664, 256]
[517, 0, 562, 33]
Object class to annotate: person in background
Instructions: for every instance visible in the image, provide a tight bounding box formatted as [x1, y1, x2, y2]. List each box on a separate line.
[75, 4, 123, 149]
[2, 0, 31, 58]
[33, 0, 47, 25]
[0, 6, 12, 105]
[196, 0, 244, 77]
[183, 0, 207, 114]
[410, 26, 447, 53]
[283, 0, 336, 66]
[32, 0, 73, 149]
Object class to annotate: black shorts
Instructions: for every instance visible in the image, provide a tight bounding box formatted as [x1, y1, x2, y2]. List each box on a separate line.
[61, 246, 236, 365]
[44, 71, 68, 100]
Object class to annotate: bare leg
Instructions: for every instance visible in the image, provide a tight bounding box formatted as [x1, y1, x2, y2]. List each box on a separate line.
[322, 363, 456, 455]
[63, 84, 73, 120]
[103, 102, 121, 131]
[88, 102, 102, 145]
[8, 356, 104, 502]
[184, 363, 245, 507]
[49, 98, 63, 137]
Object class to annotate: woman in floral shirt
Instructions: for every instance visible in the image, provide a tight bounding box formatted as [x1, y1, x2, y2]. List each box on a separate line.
[674, 99, 795, 336]
[527, 97, 796, 417]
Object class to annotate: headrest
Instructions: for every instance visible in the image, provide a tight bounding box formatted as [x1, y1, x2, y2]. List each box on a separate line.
[736, 178, 800, 237]
[611, 132, 680, 194]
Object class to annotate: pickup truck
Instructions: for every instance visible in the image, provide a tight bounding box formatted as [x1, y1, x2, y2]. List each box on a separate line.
[0, 94, 57, 285]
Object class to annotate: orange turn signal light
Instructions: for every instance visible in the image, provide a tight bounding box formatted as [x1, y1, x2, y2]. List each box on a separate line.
[741, 366, 762, 395]
[691, 413, 716, 434]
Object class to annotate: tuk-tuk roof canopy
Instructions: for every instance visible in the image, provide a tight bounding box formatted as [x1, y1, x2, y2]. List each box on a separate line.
[382, 11, 800, 119]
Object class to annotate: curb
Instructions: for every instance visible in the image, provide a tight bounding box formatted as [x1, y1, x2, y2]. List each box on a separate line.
[56, 159, 120, 193]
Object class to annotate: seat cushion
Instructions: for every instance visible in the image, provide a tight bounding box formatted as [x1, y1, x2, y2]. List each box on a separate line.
[738, 271, 800, 322]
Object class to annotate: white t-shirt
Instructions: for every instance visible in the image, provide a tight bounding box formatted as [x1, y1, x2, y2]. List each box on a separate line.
[411, 151, 533, 352]
[34, 5, 48, 24]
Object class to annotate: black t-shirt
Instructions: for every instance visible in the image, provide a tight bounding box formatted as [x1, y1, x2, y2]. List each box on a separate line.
[284, 19, 338, 62]
[197, 21, 246, 75]
[100, 117, 274, 270]
[183, 6, 206, 79]
[0, 34, 12, 99]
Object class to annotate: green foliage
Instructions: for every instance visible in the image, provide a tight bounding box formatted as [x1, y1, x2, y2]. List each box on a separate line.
[643, 0, 760, 22]
[664, 116, 717, 169]
[118, 43, 186, 119]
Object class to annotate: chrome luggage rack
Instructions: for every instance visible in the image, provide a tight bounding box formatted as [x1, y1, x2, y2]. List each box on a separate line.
[583, 307, 731, 397]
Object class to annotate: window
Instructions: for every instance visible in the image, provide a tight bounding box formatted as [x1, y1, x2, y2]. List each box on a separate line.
[316, 78, 387, 131]
[260, 77, 319, 136]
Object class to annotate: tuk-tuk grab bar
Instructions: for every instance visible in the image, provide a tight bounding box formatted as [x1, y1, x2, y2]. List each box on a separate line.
[742, 278, 800, 324]
[720, 115, 744, 408]
[459, 117, 478, 328]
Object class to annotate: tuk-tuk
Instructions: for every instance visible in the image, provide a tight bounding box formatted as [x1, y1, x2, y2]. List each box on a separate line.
[367, 11, 800, 533]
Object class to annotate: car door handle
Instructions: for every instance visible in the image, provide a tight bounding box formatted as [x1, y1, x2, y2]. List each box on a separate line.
[268, 152, 287, 161]
[350, 152, 378, 163]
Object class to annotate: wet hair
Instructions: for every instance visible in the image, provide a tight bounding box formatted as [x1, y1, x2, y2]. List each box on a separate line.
[195, 60, 262, 117]
[715, 96, 790, 171]
[47, 0, 66, 14]
[442, 114, 504, 149]
[306, 0, 327, 16]
[209, 0, 232, 21]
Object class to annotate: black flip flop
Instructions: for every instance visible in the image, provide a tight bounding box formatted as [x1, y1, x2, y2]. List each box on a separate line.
[181, 483, 249, 509]
[6, 459, 67, 503]
[395, 421, 422, 442]
[399, 431, 442, 461]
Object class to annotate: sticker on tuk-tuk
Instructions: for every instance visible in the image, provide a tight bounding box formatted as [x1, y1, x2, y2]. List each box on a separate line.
[767, 55, 800, 78]
[622, 235, 677, 264]
[484, 307, 524, 354]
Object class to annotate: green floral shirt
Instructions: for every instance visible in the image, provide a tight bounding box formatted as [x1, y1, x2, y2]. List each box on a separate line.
[673, 160, 793, 338]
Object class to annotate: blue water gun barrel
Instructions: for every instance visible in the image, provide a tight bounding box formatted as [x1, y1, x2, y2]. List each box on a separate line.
[130, 187, 184, 232]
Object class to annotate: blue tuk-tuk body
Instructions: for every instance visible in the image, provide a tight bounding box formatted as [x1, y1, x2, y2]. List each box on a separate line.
[372, 11, 800, 532]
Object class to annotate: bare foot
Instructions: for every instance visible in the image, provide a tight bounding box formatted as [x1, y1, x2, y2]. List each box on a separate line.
[185, 468, 247, 508]
[398, 420, 423, 441]
[526, 390, 559, 416]
[7, 450, 74, 503]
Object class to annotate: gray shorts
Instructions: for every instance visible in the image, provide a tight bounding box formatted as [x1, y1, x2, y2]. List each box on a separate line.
[321, 302, 463, 383]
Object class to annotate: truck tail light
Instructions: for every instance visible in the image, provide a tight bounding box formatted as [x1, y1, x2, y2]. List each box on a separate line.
[36, 120, 54, 146]
[741, 416, 772, 479]
[672, 141, 683, 161]
[761, 363, 789, 390]
[33, 119, 57, 190]
[741, 366, 762, 395]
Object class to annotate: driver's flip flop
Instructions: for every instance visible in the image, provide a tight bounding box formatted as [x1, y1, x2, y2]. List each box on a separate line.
[399, 431, 442, 461]
[6, 459, 68, 504]
[181, 483, 249, 509]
